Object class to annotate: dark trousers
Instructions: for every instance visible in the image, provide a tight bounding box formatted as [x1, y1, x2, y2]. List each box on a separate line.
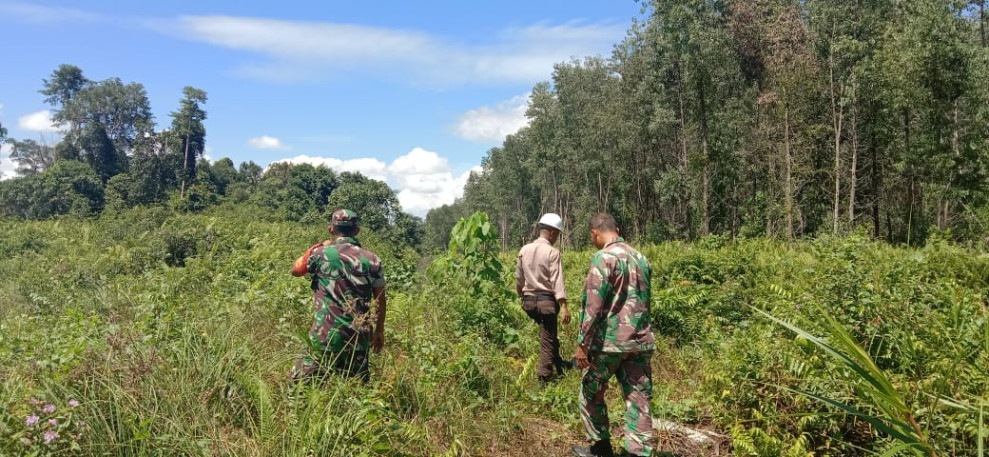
[522, 294, 564, 379]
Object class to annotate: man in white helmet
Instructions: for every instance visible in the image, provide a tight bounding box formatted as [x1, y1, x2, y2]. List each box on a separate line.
[516, 213, 572, 384]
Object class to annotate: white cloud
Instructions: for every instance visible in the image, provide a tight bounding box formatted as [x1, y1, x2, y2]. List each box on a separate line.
[387, 148, 481, 216]
[454, 94, 530, 142]
[162, 16, 625, 85]
[280, 155, 389, 182]
[388, 147, 448, 176]
[247, 135, 290, 150]
[0, 143, 16, 180]
[395, 165, 481, 217]
[271, 147, 480, 216]
[0, 2, 103, 25]
[18, 110, 62, 133]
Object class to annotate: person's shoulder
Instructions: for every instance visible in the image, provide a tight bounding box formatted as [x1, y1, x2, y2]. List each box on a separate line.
[623, 242, 646, 256]
[591, 248, 617, 264]
[536, 239, 559, 253]
[357, 246, 383, 264]
[519, 240, 548, 256]
[310, 244, 328, 256]
[621, 243, 651, 264]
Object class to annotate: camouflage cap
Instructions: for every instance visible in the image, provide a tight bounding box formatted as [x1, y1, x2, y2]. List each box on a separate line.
[331, 209, 360, 227]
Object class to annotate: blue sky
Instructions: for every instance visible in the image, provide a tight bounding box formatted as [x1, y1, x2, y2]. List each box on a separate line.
[0, 1, 641, 215]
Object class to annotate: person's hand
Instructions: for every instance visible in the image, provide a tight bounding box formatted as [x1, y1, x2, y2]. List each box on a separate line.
[560, 306, 571, 325]
[371, 330, 385, 354]
[574, 345, 590, 369]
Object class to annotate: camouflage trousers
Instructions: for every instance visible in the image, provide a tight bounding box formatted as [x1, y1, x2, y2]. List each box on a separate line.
[292, 343, 370, 384]
[579, 351, 653, 456]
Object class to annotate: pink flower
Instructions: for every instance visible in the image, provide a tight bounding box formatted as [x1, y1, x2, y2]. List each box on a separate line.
[43, 430, 58, 443]
[68, 399, 80, 408]
[29, 397, 41, 405]
[48, 418, 59, 427]
[42, 404, 56, 414]
[25, 415, 40, 426]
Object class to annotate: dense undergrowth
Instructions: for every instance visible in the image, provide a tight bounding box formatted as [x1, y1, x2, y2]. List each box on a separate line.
[1, 208, 987, 456]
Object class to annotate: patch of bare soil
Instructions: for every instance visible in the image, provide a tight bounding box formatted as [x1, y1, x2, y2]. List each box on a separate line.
[490, 417, 581, 457]
[491, 417, 732, 457]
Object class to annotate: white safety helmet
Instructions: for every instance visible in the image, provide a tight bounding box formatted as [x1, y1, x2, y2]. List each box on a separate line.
[538, 213, 564, 232]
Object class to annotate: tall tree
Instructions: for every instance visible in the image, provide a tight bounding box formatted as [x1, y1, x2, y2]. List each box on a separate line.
[438, 0, 989, 249]
[0, 160, 104, 219]
[238, 161, 263, 185]
[645, 0, 741, 236]
[51, 77, 153, 155]
[40, 64, 88, 115]
[40, 65, 153, 182]
[425, 203, 470, 251]
[6, 138, 55, 175]
[326, 172, 402, 232]
[210, 158, 238, 195]
[170, 87, 208, 199]
[78, 124, 124, 182]
[0, 123, 6, 179]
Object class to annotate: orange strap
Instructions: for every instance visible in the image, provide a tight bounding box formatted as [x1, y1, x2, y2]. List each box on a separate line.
[291, 243, 322, 276]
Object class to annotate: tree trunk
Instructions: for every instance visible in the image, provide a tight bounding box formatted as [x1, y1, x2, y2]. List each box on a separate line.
[982, 0, 986, 47]
[830, 48, 843, 234]
[500, 213, 508, 251]
[943, 200, 950, 230]
[952, 99, 960, 157]
[552, 168, 559, 212]
[634, 149, 644, 239]
[181, 134, 190, 199]
[677, 64, 692, 238]
[939, 99, 962, 231]
[784, 101, 794, 244]
[755, 89, 773, 239]
[731, 177, 740, 237]
[698, 79, 711, 237]
[848, 101, 858, 225]
[904, 108, 914, 244]
[871, 140, 881, 239]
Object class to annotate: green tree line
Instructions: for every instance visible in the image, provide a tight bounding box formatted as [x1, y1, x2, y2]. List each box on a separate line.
[427, 0, 989, 250]
[0, 65, 424, 247]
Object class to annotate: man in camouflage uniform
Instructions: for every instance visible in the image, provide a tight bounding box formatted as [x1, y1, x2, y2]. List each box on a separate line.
[290, 209, 387, 383]
[572, 213, 655, 457]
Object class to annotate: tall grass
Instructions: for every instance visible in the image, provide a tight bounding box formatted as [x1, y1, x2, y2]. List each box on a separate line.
[1, 207, 581, 456]
[2, 211, 988, 455]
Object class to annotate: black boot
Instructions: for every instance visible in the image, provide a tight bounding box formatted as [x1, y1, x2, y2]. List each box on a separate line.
[571, 439, 614, 457]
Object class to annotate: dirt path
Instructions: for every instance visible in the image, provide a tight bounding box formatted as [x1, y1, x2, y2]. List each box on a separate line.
[495, 417, 731, 457]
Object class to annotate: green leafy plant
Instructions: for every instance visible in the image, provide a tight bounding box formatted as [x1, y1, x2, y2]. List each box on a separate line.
[755, 306, 936, 456]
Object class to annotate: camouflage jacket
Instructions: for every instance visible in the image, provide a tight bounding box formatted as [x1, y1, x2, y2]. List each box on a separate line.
[578, 237, 656, 353]
[303, 237, 385, 352]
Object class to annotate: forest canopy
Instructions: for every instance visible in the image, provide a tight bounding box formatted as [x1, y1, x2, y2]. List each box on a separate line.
[427, 0, 989, 250]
